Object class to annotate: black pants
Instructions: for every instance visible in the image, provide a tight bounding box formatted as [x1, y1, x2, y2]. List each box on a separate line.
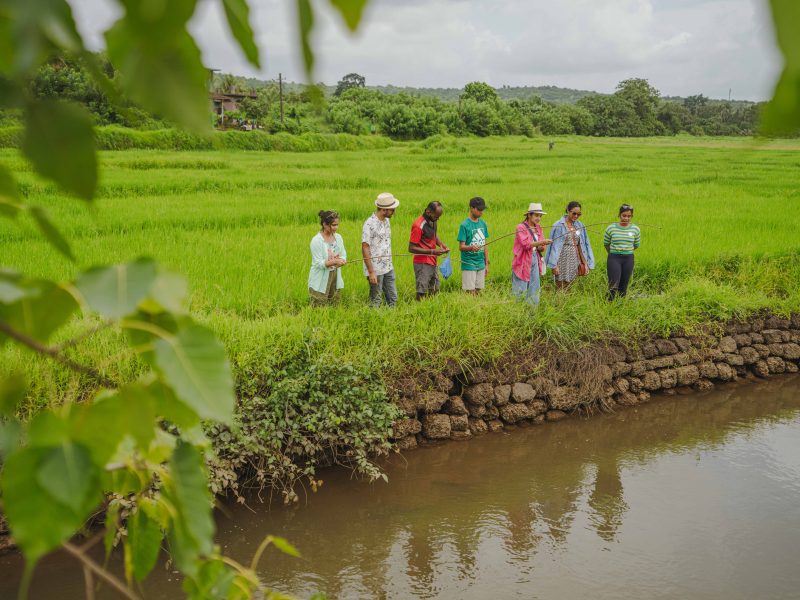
[607, 253, 634, 300]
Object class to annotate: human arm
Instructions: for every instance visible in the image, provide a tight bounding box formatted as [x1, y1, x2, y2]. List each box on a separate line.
[544, 223, 564, 269]
[362, 241, 377, 284]
[603, 226, 612, 254]
[581, 224, 595, 269]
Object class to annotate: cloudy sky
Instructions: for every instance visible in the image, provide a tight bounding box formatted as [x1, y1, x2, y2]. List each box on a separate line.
[69, 0, 783, 100]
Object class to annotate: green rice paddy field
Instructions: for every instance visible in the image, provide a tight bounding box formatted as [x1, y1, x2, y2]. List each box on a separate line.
[2, 135, 799, 406]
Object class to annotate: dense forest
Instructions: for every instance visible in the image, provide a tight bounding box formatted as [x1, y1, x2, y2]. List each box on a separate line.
[0, 56, 767, 140]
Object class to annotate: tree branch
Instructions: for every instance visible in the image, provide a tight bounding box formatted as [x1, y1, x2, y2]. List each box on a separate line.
[0, 320, 118, 389]
[62, 542, 139, 600]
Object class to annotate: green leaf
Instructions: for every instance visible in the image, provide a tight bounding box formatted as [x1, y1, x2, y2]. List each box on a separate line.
[146, 378, 200, 429]
[105, 11, 211, 133]
[221, 0, 260, 68]
[0, 278, 78, 343]
[28, 206, 74, 261]
[152, 321, 235, 424]
[22, 100, 97, 201]
[269, 535, 300, 558]
[328, 0, 369, 32]
[0, 272, 26, 304]
[0, 419, 22, 458]
[762, 1, 800, 134]
[182, 558, 234, 600]
[0, 372, 26, 417]
[164, 442, 214, 574]
[1, 446, 86, 563]
[75, 259, 158, 319]
[104, 501, 121, 558]
[0, 164, 21, 219]
[126, 499, 163, 582]
[144, 270, 189, 315]
[4, 0, 84, 74]
[70, 383, 157, 465]
[35, 442, 100, 514]
[297, 0, 315, 78]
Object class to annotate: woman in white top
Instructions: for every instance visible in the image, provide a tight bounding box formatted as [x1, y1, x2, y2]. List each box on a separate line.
[308, 210, 347, 305]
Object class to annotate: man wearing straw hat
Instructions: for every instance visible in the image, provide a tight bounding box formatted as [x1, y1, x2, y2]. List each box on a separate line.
[362, 192, 400, 307]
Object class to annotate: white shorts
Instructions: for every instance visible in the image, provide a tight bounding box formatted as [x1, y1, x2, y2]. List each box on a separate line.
[462, 269, 486, 291]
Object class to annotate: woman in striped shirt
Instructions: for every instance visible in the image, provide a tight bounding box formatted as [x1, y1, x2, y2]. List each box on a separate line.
[603, 204, 640, 300]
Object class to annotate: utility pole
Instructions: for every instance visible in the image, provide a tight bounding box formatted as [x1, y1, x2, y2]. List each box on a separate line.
[279, 72, 285, 126]
[728, 88, 732, 102]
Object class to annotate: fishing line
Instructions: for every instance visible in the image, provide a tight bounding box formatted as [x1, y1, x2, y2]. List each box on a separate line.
[342, 222, 659, 267]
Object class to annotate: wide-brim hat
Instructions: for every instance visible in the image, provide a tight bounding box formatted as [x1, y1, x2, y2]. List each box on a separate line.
[525, 202, 547, 215]
[376, 192, 400, 209]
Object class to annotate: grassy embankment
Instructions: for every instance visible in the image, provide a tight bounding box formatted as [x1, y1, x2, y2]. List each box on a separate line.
[2, 133, 798, 496]
[2, 135, 799, 409]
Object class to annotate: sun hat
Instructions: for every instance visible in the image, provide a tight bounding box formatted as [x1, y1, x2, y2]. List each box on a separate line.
[525, 202, 547, 215]
[375, 192, 400, 209]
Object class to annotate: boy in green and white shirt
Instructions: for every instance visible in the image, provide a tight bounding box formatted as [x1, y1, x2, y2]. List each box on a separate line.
[457, 197, 490, 294]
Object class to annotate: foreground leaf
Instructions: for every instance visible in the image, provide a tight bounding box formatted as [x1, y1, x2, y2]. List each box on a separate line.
[165, 443, 214, 574]
[0, 164, 21, 219]
[2, 447, 86, 563]
[297, 0, 314, 77]
[105, 12, 210, 133]
[22, 100, 97, 201]
[126, 499, 164, 582]
[153, 321, 235, 424]
[221, 0, 260, 68]
[75, 258, 158, 319]
[28, 206, 74, 261]
[0, 372, 26, 417]
[0, 278, 79, 343]
[35, 442, 100, 514]
[328, 0, 369, 31]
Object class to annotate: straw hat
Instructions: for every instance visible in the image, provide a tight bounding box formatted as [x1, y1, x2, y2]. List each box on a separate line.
[525, 202, 547, 215]
[376, 192, 400, 209]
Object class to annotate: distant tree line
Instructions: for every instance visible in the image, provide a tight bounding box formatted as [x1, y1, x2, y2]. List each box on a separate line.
[0, 57, 771, 139]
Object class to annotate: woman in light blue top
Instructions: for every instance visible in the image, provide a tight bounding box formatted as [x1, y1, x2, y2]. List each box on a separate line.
[308, 210, 347, 305]
[544, 201, 595, 290]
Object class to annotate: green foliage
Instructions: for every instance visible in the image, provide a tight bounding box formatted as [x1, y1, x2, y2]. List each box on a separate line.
[334, 72, 366, 97]
[208, 362, 401, 503]
[762, 0, 800, 135]
[461, 81, 499, 104]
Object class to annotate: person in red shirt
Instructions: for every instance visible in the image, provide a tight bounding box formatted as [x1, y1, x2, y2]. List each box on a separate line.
[408, 201, 449, 300]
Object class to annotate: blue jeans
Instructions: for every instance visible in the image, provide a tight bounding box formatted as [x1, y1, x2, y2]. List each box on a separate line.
[511, 263, 541, 305]
[368, 269, 398, 307]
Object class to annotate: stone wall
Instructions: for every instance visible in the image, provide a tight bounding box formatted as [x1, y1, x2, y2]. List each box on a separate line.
[391, 313, 800, 450]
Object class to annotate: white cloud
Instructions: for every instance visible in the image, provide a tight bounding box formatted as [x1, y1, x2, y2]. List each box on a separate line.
[67, 0, 783, 100]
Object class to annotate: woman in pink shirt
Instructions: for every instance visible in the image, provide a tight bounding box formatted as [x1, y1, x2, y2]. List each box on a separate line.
[512, 203, 552, 305]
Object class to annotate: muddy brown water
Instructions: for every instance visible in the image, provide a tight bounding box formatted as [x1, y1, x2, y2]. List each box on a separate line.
[2, 375, 800, 599]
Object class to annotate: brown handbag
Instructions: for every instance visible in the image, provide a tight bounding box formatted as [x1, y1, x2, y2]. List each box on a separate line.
[569, 226, 589, 276]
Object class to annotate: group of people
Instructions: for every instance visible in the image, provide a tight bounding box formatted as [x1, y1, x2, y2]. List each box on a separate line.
[308, 192, 641, 307]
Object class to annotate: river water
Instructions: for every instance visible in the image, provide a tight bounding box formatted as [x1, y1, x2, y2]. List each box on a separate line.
[2, 375, 800, 599]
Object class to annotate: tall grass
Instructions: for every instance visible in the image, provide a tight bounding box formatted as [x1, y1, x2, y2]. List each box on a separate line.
[1, 135, 799, 411]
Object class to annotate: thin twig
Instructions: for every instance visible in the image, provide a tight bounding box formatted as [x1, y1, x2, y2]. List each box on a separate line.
[0, 321, 118, 389]
[53, 319, 115, 352]
[62, 541, 140, 600]
[83, 565, 96, 600]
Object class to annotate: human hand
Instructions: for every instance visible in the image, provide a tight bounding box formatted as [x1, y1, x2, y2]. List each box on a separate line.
[433, 248, 447, 256]
[470, 244, 480, 252]
[543, 239, 553, 246]
[368, 272, 378, 285]
[441, 244, 450, 253]
[552, 266, 560, 276]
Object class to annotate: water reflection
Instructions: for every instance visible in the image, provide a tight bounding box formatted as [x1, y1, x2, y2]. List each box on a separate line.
[1, 375, 799, 599]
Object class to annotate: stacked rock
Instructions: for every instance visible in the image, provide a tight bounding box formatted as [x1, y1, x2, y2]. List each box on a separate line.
[390, 314, 800, 449]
